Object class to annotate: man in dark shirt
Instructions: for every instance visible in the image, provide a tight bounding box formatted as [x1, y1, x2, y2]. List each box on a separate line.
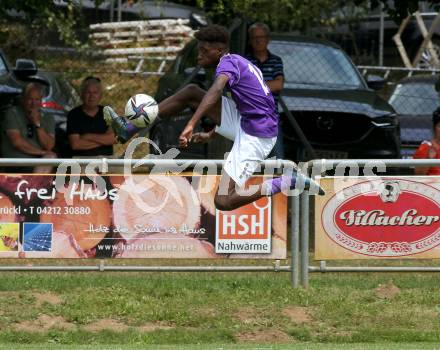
[246, 22, 285, 158]
[67, 76, 115, 157]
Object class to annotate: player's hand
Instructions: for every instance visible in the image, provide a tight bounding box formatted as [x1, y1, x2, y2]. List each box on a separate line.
[192, 131, 213, 144]
[179, 125, 194, 148]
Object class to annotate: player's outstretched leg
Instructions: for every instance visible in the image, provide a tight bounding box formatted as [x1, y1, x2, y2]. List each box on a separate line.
[103, 106, 138, 143]
[214, 172, 325, 212]
[104, 85, 220, 145]
[264, 174, 325, 196]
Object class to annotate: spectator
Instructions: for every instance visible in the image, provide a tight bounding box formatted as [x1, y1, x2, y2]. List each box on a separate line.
[67, 76, 115, 157]
[413, 108, 440, 175]
[1, 82, 56, 173]
[246, 22, 285, 158]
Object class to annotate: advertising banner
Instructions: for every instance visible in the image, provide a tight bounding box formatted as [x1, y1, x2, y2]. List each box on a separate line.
[316, 177, 440, 260]
[0, 174, 287, 259]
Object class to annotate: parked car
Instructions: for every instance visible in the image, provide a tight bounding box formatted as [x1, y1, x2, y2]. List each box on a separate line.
[0, 49, 38, 111]
[270, 36, 400, 160]
[36, 71, 81, 157]
[388, 75, 440, 158]
[151, 34, 400, 161]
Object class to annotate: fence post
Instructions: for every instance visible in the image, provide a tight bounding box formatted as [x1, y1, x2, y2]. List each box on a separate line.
[109, 0, 114, 22]
[117, 0, 122, 22]
[300, 191, 310, 288]
[291, 194, 300, 287]
[379, 3, 384, 66]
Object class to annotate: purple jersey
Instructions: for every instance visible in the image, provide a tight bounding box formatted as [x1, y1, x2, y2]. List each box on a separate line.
[215, 54, 278, 138]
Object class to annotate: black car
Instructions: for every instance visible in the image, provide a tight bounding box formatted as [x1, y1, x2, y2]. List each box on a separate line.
[269, 36, 400, 160]
[151, 35, 400, 161]
[0, 49, 39, 111]
[388, 75, 440, 158]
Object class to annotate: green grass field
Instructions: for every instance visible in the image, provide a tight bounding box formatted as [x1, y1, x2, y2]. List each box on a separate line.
[0, 343, 439, 350]
[2, 264, 440, 348]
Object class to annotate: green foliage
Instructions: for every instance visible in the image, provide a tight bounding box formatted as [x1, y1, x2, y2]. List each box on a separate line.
[0, 0, 92, 50]
[44, 2, 87, 49]
[0, 21, 35, 61]
[185, 0, 359, 32]
[174, 0, 439, 30]
[1, 0, 438, 53]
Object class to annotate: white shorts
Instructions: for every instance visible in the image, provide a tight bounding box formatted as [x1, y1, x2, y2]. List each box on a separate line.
[215, 97, 276, 187]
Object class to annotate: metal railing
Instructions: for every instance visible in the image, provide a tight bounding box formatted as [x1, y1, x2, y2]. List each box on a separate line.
[0, 158, 303, 287]
[6, 157, 439, 288]
[357, 65, 440, 79]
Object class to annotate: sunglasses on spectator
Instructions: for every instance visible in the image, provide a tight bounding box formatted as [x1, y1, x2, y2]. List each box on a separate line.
[26, 124, 34, 138]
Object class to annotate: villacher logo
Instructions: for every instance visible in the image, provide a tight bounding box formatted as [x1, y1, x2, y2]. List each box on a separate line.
[322, 179, 440, 257]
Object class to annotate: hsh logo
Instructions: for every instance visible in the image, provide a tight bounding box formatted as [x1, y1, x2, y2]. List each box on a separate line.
[217, 197, 271, 239]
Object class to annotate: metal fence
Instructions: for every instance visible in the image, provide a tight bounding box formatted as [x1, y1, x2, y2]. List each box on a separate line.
[0, 158, 299, 286]
[2, 157, 440, 289]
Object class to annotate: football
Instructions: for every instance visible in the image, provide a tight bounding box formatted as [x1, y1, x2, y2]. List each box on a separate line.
[124, 94, 159, 128]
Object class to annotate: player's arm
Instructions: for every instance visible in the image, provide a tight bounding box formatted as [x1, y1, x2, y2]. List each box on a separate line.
[265, 75, 284, 93]
[192, 128, 216, 144]
[179, 74, 229, 147]
[188, 74, 228, 126]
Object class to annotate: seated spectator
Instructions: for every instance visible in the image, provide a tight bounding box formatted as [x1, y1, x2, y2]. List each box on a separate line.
[1, 82, 56, 174]
[413, 108, 440, 175]
[67, 76, 115, 157]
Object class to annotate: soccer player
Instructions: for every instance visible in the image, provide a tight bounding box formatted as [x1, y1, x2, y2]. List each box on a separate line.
[104, 25, 324, 211]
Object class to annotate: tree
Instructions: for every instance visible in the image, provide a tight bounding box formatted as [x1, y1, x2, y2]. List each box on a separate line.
[172, 0, 371, 32]
[173, 0, 440, 29]
[0, 1, 97, 49]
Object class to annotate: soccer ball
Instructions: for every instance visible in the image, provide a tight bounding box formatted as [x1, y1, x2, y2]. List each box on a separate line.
[124, 94, 159, 128]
